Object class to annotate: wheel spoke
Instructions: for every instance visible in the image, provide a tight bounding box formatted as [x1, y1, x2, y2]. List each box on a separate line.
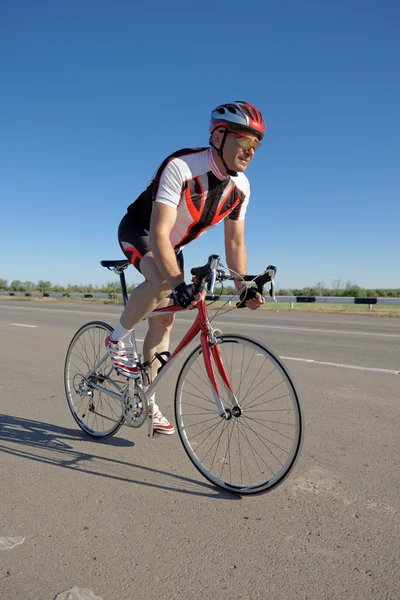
[244, 380, 288, 409]
[245, 392, 292, 411]
[192, 420, 226, 457]
[239, 416, 292, 457]
[181, 382, 216, 406]
[235, 418, 273, 478]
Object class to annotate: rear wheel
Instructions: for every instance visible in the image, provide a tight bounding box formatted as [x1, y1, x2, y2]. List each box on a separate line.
[175, 334, 303, 495]
[64, 321, 125, 437]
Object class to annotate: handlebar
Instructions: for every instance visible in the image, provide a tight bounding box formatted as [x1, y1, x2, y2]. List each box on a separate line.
[190, 254, 277, 303]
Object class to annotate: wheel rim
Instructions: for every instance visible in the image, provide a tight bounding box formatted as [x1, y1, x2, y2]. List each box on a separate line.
[65, 322, 125, 437]
[175, 335, 302, 494]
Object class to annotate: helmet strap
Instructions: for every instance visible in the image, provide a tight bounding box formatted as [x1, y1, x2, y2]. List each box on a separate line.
[209, 129, 238, 177]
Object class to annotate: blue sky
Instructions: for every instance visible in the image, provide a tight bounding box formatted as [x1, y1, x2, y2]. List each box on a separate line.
[1, 0, 399, 290]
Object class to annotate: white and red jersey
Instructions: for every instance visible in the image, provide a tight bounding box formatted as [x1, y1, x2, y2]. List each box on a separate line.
[126, 147, 250, 251]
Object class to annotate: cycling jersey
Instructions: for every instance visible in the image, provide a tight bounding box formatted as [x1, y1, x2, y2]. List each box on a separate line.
[118, 213, 184, 273]
[125, 147, 250, 251]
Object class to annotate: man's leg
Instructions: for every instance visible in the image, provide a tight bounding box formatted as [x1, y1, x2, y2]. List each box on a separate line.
[107, 252, 173, 376]
[143, 297, 175, 381]
[119, 252, 173, 331]
[138, 254, 177, 434]
[109, 252, 177, 434]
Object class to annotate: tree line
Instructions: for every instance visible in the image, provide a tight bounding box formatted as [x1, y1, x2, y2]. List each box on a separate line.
[0, 279, 136, 294]
[1, 278, 399, 298]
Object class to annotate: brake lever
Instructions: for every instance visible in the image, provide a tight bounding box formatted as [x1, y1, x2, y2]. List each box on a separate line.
[237, 265, 277, 308]
[269, 278, 276, 301]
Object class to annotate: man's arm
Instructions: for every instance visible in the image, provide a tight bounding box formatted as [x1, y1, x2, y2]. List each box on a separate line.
[224, 219, 247, 292]
[224, 218, 264, 310]
[150, 202, 184, 290]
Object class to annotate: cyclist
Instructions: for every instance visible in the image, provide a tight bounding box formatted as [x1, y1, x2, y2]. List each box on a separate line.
[107, 101, 266, 434]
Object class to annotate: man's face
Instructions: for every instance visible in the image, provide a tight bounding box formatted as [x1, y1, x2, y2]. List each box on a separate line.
[213, 128, 261, 173]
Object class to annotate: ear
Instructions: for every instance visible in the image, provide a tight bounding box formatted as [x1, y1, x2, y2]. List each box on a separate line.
[211, 129, 224, 150]
[210, 129, 222, 148]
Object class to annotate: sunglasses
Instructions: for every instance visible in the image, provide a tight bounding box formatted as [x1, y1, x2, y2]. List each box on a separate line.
[227, 129, 261, 151]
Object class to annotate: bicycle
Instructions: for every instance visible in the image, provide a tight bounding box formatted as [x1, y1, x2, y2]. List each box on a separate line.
[64, 255, 303, 495]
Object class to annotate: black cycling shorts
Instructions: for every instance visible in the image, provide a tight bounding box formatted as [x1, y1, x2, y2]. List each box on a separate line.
[118, 213, 184, 274]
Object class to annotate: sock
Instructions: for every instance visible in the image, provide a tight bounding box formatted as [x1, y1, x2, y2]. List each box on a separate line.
[143, 385, 156, 409]
[111, 321, 132, 342]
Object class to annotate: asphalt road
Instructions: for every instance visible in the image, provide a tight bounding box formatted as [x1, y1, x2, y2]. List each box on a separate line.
[0, 301, 399, 600]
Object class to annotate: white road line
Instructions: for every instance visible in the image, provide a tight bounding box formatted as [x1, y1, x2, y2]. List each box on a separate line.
[281, 356, 400, 375]
[256, 352, 399, 374]
[11, 323, 38, 328]
[182, 319, 400, 339]
[0, 305, 119, 318]
[2, 305, 399, 338]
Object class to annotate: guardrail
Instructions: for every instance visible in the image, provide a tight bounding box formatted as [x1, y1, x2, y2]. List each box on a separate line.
[1, 291, 399, 308]
[220, 296, 400, 310]
[264, 296, 400, 308]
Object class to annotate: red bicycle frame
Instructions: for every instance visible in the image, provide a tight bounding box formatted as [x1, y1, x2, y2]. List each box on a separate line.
[146, 299, 237, 417]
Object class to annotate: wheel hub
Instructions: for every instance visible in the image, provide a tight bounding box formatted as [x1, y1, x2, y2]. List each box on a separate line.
[222, 406, 242, 420]
[232, 406, 242, 417]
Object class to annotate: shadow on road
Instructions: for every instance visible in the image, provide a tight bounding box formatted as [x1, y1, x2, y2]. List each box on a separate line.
[0, 414, 240, 500]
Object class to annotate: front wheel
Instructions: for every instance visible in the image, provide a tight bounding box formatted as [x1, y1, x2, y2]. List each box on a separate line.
[175, 334, 303, 495]
[64, 321, 125, 438]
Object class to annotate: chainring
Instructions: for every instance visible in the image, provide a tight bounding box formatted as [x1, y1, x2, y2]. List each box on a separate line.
[121, 382, 148, 427]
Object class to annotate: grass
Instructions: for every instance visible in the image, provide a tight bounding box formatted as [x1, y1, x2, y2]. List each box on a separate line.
[1, 294, 400, 317]
[208, 300, 400, 317]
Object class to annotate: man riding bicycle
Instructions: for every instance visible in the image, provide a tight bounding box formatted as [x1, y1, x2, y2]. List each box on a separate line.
[106, 101, 267, 434]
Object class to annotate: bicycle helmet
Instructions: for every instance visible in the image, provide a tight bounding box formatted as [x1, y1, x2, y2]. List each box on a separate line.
[210, 101, 266, 140]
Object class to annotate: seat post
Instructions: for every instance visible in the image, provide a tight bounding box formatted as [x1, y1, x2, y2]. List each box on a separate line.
[119, 271, 129, 307]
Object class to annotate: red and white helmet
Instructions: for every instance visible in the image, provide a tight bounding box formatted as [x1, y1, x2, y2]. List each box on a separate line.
[210, 101, 266, 139]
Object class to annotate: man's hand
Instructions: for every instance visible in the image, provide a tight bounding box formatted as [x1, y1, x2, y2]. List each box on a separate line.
[173, 282, 201, 309]
[237, 286, 265, 310]
[191, 287, 207, 308]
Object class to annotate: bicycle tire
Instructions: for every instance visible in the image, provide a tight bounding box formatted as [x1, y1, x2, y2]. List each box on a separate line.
[64, 321, 125, 438]
[175, 334, 303, 495]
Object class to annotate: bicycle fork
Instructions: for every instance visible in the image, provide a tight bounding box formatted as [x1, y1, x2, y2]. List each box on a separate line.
[201, 331, 242, 420]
